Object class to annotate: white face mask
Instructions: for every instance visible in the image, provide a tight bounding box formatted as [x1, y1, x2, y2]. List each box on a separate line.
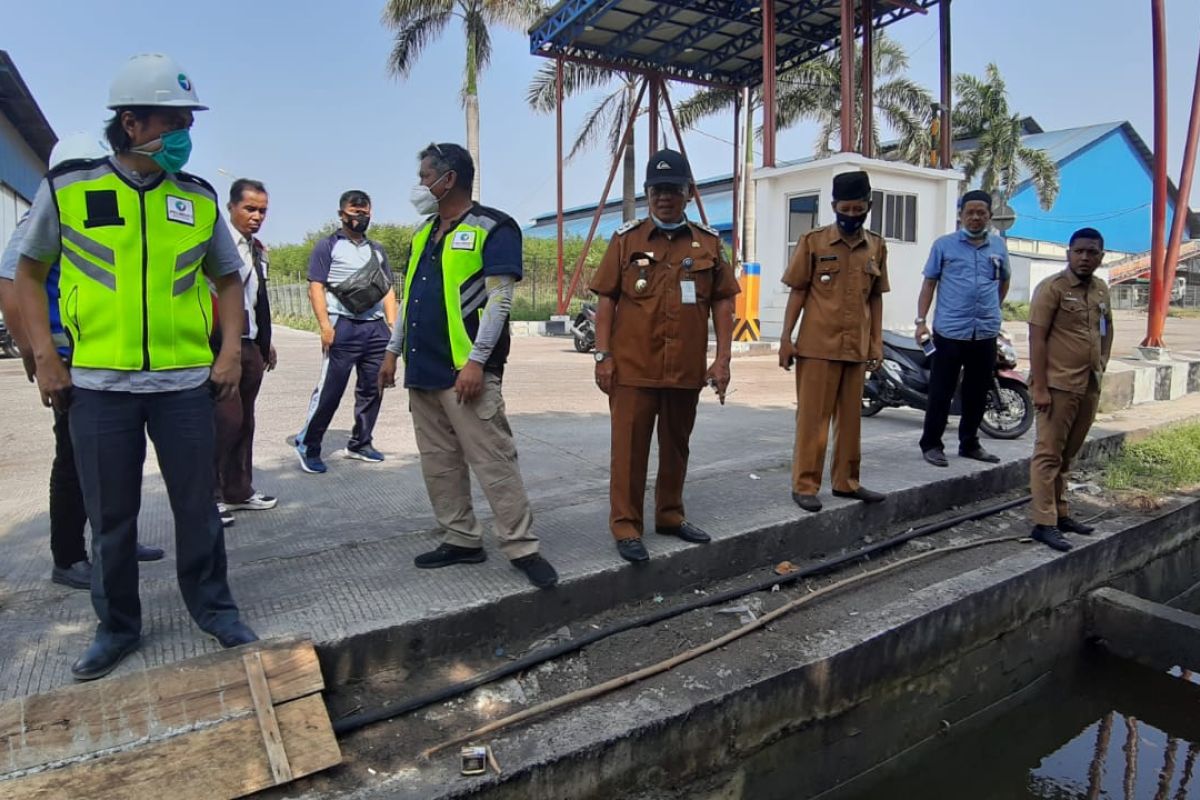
[410, 172, 450, 215]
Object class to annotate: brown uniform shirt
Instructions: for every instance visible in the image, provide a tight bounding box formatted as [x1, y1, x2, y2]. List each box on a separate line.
[1029, 269, 1114, 394]
[782, 224, 889, 362]
[590, 218, 740, 389]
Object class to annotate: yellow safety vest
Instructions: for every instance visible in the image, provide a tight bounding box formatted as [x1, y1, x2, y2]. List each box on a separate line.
[50, 159, 218, 371]
[404, 208, 505, 370]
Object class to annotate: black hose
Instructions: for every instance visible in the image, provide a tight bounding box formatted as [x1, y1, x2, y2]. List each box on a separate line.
[331, 494, 1031, 736]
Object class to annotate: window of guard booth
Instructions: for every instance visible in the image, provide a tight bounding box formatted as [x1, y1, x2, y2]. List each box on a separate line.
[868, 190, 918, 243]
[786, 192, 820, 265]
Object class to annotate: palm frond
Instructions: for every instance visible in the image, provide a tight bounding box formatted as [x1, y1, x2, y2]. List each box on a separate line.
[385, 11, 454, 77]
[569, 90, 621, 160]
[673, 86, 739, 129]
[1016, 145, 1060, 210]
[526, 60, 626, 111]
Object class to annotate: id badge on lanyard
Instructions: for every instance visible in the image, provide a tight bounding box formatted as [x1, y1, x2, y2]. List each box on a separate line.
[1099, 302, 1108, 337]
[680, 257, 696, 304]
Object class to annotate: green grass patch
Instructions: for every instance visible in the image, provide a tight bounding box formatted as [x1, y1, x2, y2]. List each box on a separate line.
[1167, 307, 1200, 320]
[1002, 301, 1030, 322]
[1103, 422, 1200, 493]
[272, 313, 320, 333]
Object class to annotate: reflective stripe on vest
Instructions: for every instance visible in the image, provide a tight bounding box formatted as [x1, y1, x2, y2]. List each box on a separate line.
[404, 215, 493, 370]
[51, 165, 217, 371]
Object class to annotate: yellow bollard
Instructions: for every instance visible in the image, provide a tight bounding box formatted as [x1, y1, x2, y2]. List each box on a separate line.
[733, 261, 761, 342]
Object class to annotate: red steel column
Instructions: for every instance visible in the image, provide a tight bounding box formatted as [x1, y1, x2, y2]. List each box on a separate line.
[762, 0, 777, 168]
[555, 56, 565, 313]
[1162, 40, 1200, 304]
[861, 0, 875, 156]
[1145, 0, 1169, 347]
[840, 0, 855, 152]
[939, 0, 952, 169]
[648, 75, 660, 153]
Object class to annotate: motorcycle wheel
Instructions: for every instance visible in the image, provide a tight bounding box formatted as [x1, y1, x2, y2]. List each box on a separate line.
[573, 332, 593, 353]
[861, 397, 885, 417]
[980, 378, 1033, 440]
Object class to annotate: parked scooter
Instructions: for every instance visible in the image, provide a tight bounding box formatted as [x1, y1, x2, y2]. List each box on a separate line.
[862, 330, 1033, 439]
[0, 310, 19, 359]
[572, 302, 597, 353]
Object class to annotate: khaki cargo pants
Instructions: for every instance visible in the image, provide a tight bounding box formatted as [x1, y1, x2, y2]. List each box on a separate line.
[408, 373, 538, 560]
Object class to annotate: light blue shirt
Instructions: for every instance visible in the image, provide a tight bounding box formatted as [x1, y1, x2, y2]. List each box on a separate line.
[923, 230, 1010, 340]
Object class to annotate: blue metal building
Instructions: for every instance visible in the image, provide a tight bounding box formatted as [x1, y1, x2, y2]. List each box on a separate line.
[0, 51, 55, 248]
[525, 119, 1199, 255]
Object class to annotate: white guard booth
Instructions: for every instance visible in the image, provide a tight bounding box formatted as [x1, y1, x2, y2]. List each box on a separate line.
[753, 152, 964, 340]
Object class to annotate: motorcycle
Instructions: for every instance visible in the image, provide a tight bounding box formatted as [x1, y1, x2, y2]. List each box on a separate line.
[0, 310, 19, 359]
[572, 302, 597, 353]
[862, 330, 1033, 439]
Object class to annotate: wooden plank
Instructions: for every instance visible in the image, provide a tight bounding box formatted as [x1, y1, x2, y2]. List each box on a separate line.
[1089, 587, 1200, 672]
[0, 637, 322, 775]
[243, 651, 293, 785]
[1, 694, 341, 800]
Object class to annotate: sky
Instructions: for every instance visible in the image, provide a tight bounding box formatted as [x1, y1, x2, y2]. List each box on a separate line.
[4, 0, 1200, 246]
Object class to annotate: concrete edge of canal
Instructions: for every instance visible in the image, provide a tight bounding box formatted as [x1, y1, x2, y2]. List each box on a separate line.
[321, 435, 1200, 799]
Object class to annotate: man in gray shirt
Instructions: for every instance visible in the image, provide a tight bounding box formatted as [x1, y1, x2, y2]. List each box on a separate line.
[16, 53, 257, 681]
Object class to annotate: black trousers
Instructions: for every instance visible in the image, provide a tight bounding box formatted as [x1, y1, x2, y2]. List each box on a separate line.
[50, 407, 89, 568]
[71, 385, 242, 646]
[919, 333, 997, 454]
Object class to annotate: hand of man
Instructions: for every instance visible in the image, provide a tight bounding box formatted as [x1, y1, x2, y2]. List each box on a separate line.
[595, 359, 614, 395]
[21, 350, 37, 383]
[320, 325, 336, 353]
[35, 356, 72, 411]
[379, 352, 399, 391]
[914, 322, 931, 347]
[210, 351, 242, 402]
[455, 360, 484, 405]
[778, 338, 796, 371]
[266, 345, 278, 372]
[705, 359, 731, 405]
[1033, 385, 1052, 413]
[866, 358, 881, 372]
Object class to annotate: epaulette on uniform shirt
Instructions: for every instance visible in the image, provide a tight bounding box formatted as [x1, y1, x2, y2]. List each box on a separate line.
[614, 218, 642, 236]
[691, 220, 720, 238]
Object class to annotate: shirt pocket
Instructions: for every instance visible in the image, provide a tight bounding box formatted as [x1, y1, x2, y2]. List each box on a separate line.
[1058, 296, 1087, 316]
[861, 257, 881, 294]
[621, 256, 657, 299]
[813, 258, 841, 292]
[685, 257, 716, 302]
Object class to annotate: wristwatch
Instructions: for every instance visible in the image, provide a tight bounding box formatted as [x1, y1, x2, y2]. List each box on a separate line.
[594, 351, 612, 363]
[914, 316, 927, 325]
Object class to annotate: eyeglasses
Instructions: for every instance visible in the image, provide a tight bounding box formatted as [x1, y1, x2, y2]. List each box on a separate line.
[648, 184, 687, 197]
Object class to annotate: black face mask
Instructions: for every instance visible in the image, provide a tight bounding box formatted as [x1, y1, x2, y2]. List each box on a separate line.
[836, 212, 868, 234]
[345, 213, 370, 234]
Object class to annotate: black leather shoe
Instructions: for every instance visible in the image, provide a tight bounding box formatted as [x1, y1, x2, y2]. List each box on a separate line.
[923, 448, 949, 467]
[792, 493, 822, 513]
[136, 544, 165, 561]
[71, 637, 140, 681]
[959, 446, 1001, 463]
[414, 543, 487, 569]
[1031, 524, 1073, 552]
[617, 538, 650, 563]
[655, 521, 711, 544]
[52, 559, 92, 590]
[1057, 517, 1095, 535]
[512, 553, 559, 588]
[211, 620, 259, 648]
[833, 487, 886, 503]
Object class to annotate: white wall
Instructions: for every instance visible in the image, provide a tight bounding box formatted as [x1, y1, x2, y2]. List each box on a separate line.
[753, 153, 962, 339]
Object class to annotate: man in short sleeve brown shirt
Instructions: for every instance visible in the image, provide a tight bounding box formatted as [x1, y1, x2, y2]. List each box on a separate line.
[590, 149, 739, 563]
[778, 170, 889, 512]
[1027, 227, 1113, 551]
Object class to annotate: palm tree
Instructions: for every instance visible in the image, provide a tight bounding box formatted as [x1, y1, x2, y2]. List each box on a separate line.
[952, 63, 1059, 210]
[383, 0, 544, 200]
[675, 34, 931, 261]
[527, 62, 642, 221]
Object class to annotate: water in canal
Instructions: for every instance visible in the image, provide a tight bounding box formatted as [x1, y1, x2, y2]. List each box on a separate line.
[834, 654, 1200, 799]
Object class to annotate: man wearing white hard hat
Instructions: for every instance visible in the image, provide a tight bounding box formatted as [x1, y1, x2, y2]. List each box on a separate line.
[16, 54, 258, 681]
[0, 133, 165, 592]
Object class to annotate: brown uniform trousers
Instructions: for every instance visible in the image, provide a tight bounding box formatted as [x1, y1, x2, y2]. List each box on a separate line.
[1031, 385, 1100, 526]
[782, 225, 889, 495]
[590, 219, 741, 541]
[1027, 269, 1112, 526]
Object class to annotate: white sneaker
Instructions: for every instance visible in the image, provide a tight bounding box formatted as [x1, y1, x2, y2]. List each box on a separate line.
[217, 503, 236, 527]
[225, 492, 278, 511]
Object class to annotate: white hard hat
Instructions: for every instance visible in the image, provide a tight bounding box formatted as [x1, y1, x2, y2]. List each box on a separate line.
[49, 132, 110, 168]
[106, 53, 208, 110]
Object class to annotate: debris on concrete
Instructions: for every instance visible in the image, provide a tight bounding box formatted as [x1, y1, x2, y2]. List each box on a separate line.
[774, 560, 800, 575]
[524, 626, 572, 656]
[1069, 481, 1104, 496]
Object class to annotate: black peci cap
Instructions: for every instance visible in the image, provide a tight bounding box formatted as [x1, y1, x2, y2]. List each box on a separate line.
[645, 149, 692, 187]
[832, 170, 872, 201]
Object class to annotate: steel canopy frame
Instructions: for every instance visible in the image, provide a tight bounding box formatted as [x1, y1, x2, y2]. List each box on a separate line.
[533, 0, 949, 314]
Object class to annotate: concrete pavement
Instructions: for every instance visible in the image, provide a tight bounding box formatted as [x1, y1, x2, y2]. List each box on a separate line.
[0, 326, 1198, 701]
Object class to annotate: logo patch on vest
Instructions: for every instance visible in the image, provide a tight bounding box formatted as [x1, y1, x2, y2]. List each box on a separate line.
[166, 195, 194, 225]
[451, 230, 477, 251]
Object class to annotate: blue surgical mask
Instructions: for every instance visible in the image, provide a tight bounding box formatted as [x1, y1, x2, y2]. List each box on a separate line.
[651, 213, 688, 231]
[132, 129, 192, 173]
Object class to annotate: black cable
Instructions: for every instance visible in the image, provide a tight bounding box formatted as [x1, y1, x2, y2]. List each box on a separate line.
[331, 494, 1030, 736]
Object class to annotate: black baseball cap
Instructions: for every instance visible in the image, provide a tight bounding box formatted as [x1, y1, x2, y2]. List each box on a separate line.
[645, 149, 692, 187]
